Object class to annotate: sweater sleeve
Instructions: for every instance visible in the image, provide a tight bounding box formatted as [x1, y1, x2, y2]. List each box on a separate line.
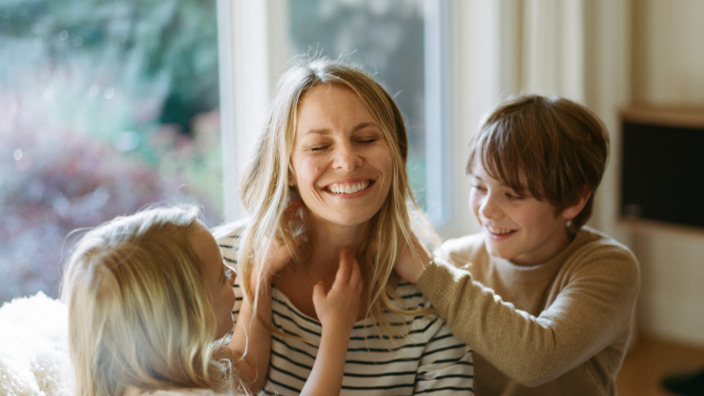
[416, 246, 640, 386]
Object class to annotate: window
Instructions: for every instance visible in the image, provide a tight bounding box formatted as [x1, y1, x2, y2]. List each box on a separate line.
[0, 1, 222, 303]
[1, 0, 452, 303]
[222, 0, 450, 224]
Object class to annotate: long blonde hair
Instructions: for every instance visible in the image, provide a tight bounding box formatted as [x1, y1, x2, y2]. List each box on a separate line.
[238, 58, 435, 336]
[61, 205, 235, 396]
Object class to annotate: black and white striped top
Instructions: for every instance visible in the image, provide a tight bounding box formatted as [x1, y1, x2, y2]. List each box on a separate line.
[216, 223, 474, 395]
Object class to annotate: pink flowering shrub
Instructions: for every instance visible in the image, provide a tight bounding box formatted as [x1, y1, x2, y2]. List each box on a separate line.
[0, 93, 221, 303]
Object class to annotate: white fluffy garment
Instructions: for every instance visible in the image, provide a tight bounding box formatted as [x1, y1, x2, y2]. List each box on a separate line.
[0, 292, 73, 396]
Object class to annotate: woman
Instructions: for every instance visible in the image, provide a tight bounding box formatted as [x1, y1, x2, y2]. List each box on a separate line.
[216, 58, 474, 395]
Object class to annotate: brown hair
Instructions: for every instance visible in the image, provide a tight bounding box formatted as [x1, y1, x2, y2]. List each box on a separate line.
[467, 95, 609, 234]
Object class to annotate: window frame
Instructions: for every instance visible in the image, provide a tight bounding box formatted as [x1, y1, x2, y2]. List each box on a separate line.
[218, 0, 453, 230]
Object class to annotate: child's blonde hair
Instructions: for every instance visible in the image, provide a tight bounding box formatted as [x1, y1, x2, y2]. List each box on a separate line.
[468, 95, 609, 235]
[61, 205, 235, 396]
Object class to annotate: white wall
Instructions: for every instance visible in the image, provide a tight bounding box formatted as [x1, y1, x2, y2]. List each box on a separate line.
[627, 0, 704, 347]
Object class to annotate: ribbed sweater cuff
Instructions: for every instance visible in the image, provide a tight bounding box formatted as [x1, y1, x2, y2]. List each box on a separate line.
[417, 258, 459, 316]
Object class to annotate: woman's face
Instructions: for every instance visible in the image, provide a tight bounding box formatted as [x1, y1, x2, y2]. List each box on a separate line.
[290, 83, 393, 231]
[190, 222, 236, 339]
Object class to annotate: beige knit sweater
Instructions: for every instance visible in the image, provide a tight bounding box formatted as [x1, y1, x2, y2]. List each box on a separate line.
[417, 226, 640, 396]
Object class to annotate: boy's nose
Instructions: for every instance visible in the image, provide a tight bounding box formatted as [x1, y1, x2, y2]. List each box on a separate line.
[479, 196, 501, 220]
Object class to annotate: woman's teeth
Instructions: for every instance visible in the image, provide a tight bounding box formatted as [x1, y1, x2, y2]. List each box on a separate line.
[328, 181, 370, 194]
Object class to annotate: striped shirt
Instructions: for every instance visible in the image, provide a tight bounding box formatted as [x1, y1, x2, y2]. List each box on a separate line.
[216, 223, 474, 395]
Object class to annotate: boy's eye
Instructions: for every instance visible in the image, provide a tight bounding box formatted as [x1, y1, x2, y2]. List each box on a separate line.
[470, 184, 486, 192]
[505, 191, 525, 200]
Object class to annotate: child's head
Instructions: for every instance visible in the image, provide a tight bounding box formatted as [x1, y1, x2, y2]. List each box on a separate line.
[468, 95, 609, 235]
[61, 205, 236, 396]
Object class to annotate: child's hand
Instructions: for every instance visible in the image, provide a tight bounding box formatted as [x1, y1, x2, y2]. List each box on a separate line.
[251, 199, 307, 289]
[312, 250, 364, 334]
[394, 233, 432, 284]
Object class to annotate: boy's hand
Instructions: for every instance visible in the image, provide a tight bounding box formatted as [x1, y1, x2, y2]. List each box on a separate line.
[395, 233, 432, 284]
[313, 250, 364, 333]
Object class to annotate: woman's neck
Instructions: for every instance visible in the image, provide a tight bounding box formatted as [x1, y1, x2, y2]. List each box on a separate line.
[306, 219, 371, 270]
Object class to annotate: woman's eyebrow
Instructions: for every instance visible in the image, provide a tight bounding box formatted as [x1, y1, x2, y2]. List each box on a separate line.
[351, 122, 378, 133]
[300, 122, 379, 137]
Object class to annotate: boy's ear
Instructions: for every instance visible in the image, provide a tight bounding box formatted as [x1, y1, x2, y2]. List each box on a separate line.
[561, 186, 591, 220]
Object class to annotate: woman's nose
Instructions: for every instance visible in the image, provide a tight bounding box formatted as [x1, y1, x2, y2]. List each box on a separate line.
[333, 143, 362, 171]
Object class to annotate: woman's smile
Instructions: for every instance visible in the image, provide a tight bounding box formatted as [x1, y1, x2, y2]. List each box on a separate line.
[325, 179, 373, 195]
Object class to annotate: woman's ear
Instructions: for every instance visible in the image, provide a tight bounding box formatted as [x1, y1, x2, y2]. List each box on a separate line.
[562, 185, 591, 220]
[288, 164, 296, 187]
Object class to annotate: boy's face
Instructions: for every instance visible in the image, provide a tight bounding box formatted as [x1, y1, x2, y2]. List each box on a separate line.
[469, 160, 575, 266]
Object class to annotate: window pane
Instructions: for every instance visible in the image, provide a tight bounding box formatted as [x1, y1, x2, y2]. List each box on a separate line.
[288, 0, 430, 208]
[0, 0, 222, 303]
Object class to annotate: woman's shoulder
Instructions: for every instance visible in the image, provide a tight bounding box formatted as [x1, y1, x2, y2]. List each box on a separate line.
[140, 388, 230, 396]
[394, 280, 431, 308]
[212, 218, 249, 265]
[211, 217, 249, 241]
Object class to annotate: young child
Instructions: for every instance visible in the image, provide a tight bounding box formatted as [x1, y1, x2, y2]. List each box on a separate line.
[61, 204, 362, 396]
[396, 95, 640, 395]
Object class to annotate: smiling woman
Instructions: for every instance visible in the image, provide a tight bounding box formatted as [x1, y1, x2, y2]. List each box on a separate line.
[216, 58, 474, 395]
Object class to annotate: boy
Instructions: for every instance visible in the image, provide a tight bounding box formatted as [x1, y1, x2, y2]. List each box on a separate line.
[396, 95, 640, 395]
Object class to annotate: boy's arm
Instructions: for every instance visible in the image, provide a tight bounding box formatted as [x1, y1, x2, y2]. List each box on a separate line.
[416, 246, 640, 386]
[300, 250, 363, 396]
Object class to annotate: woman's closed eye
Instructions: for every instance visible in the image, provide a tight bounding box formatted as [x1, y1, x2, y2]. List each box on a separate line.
[356, 136, 378, 144]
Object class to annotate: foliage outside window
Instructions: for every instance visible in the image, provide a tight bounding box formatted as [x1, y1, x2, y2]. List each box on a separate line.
[0, 0, 222, 303]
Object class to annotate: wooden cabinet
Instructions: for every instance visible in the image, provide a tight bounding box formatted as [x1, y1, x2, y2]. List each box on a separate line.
[619, 106, 704, 230]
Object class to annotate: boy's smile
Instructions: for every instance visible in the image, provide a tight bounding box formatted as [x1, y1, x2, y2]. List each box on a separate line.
[469, 160, 578, 266]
